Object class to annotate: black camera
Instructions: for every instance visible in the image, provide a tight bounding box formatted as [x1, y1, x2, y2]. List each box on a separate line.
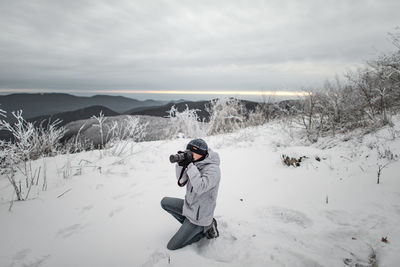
[169, 150, 193, 163]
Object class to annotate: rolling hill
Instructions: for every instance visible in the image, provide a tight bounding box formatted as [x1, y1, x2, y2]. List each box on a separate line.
[0, 93, 167, 120]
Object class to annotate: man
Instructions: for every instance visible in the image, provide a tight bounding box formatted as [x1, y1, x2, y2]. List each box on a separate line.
[161, 138, 221, 250]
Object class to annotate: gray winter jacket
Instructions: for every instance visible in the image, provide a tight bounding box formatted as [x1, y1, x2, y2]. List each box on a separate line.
[175, 148, 221, 227]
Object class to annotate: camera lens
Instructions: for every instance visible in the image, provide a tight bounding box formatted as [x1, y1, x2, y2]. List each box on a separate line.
[169, 154, 179, 163]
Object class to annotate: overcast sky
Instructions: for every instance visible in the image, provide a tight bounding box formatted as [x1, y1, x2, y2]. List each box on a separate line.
[0, 0, 399, 101]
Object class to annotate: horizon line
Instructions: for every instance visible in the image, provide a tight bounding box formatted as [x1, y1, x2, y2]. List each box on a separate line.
[0, 88, 310, 96]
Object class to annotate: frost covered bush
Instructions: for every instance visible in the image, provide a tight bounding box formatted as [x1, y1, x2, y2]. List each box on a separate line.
[92, 111, 107, 149]
[104, 116, 148, 157]
[165, 97, 273, 138]
[65, 122, 93, 154]
[297, 29, 400, 142]
[62, 114, 151, 154]
[206, 97, 276, 134]
[107, 116, 148, 142]
[246, 104, 270, 126]
[65, 113, 149, 152]
[0, 111, 35, 160]
[32, 119, 66, 158]
[166, 104, 207, 138]
[0, 110, 61, 201]
[206, 97, 248, 135]
[92, 113, 148, 146]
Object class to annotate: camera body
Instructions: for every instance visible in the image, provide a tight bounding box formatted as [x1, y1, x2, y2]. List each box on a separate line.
[169, 150, 193, 164]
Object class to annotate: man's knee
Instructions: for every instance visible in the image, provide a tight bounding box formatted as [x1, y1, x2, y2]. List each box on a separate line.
[160, 197, 169, 210]
[167, 241, 179, 250]
[167, 238, 183, 250]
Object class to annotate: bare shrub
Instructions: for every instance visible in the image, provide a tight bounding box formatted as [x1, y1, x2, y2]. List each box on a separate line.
[296, 90, 324, 143]
[376, 145, 398, 184]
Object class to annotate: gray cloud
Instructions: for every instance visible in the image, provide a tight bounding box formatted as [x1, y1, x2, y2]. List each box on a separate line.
[0, 0, 399, 98]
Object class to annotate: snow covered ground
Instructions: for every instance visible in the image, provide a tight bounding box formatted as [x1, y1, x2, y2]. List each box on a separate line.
[1, 117, 400, 267]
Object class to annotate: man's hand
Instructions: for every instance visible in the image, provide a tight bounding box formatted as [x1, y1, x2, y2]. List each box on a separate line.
[177, 150, 193, 167]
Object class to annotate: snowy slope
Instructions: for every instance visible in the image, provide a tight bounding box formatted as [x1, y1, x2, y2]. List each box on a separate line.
[1, 118, 400, 267]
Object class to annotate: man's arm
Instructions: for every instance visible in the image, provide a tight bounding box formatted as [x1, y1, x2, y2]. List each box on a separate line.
[186, 163, 220, 194]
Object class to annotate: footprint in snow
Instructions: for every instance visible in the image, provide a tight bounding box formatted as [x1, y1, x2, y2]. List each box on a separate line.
[138, 249, 169, 267]
[193, 218, 245, 264]
[258, 206, 313, 228]
[112, 192, 130, 200]
[95, 184, 104, 190]
[56, 223, 89, 238]
[79, 204, 94, 214]
[12, 248, 32, 261]
[130, 191, 144, 199]
[8, 249, 51, 267]
[109, 207, 124, 217]
[323, 210, 353, 227]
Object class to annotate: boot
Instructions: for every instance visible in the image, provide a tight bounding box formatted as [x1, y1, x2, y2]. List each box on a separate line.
[206, 218, 219, 239]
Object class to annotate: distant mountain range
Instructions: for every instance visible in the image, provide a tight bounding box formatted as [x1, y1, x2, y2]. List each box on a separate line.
[24, 98, 262, 127]
[0, 93, 301, 142]
[0, 93, 174, 120]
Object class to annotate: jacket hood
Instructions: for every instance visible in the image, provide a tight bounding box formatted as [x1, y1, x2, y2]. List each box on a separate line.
[194, 148, 220, 168]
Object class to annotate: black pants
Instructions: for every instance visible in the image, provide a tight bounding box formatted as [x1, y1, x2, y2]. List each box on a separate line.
[161, 197, 206, 250]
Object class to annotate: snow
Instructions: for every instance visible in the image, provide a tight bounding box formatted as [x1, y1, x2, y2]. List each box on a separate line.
[1, 117, 400, 267]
